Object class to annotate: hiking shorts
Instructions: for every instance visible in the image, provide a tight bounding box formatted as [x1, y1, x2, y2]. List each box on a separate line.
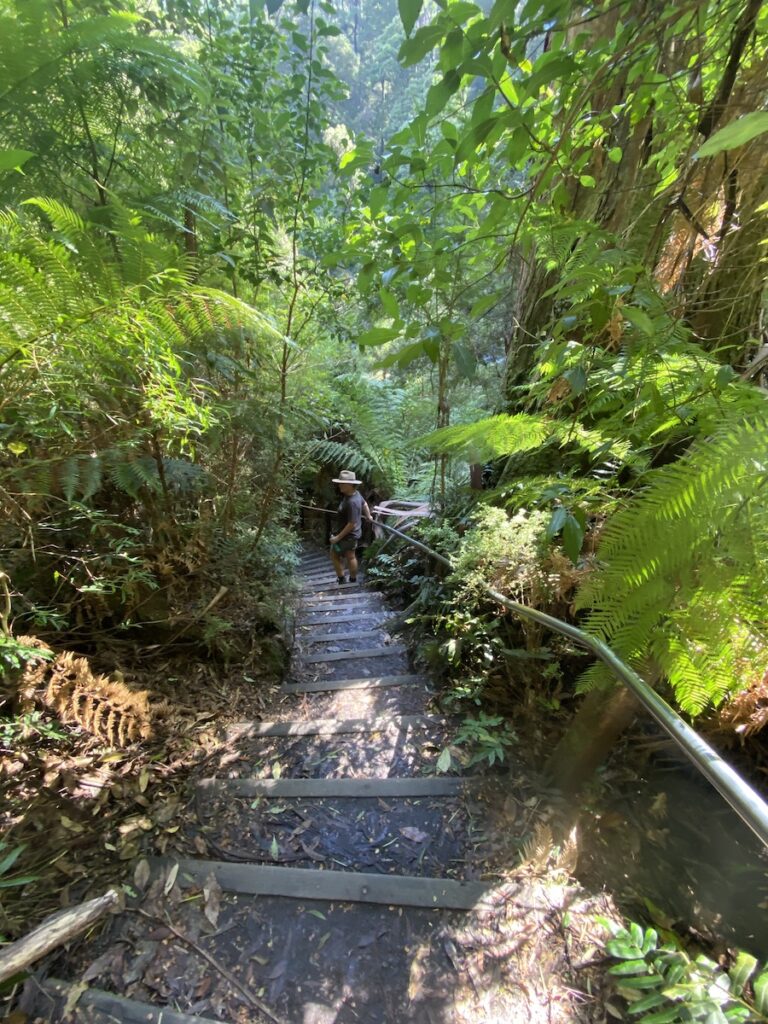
[332, 537, 358, 554]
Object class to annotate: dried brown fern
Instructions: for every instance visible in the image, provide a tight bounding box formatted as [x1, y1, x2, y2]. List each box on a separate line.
[17, 636, 153, 745]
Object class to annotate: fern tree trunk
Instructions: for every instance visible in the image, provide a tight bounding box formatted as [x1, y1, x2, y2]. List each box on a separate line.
[545, 685, 640, 795]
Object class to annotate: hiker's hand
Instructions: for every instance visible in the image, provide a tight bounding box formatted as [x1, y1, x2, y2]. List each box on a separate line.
[330, 535, 338, 545]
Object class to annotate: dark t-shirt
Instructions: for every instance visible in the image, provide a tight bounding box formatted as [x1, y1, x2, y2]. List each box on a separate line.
[336, 491, 364, 540]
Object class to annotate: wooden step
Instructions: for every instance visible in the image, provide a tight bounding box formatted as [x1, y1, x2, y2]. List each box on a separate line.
[301, 629, 383, 643]
[226, 714, 443, 739]
[281, 673, 428, 694]
[302, 582, 366, 594]
[296, 612, 386, 626]
[197, 776, 468, 798]
[28, 979, 225, 1024]
[301, 645, 407, 664]
[302, 591, 379, 605]
[160, 858, 493, 910]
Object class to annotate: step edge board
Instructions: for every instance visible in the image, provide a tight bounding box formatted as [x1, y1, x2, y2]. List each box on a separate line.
[226, 714, 444, 737]
[36, 979, 226, 1024]
[197, 777, 469, 796]
[300, 645, 408, 664]
[158, 858, 493, 911]
[280, 674, 428, 693]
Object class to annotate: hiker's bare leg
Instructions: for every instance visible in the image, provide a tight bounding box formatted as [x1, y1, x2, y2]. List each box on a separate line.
[344, 550, 358, 579]
[331, 547, 345, 578]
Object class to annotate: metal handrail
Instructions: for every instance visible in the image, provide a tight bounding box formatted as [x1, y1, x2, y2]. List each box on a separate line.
[299, 503, 768, 847]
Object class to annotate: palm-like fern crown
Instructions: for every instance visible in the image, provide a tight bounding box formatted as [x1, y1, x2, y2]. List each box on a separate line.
[0, 199, 280, 505]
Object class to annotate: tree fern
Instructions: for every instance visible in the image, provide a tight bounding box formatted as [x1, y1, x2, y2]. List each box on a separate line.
[575, 411, 768, 715]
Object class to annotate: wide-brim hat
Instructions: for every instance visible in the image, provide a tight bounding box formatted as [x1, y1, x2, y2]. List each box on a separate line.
[332, 469, 363, 485]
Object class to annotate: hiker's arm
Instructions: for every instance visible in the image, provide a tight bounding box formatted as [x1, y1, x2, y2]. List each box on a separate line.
[362, 500, 373, 522]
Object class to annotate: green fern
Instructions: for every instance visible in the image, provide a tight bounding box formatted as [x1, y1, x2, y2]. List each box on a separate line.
[308, 439, 373, 478]
[575, 411, 768, 714]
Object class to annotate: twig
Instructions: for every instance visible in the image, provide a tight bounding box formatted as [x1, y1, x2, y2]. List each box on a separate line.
[167, 586, 229, 645]
[133, 908, 287, 1024]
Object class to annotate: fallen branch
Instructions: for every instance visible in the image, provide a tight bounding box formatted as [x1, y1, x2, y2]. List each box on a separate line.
[133, 908, 287, 1024]
[0, 889, 119, 983]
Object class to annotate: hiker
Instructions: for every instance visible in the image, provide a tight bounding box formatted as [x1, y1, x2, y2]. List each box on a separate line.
[329, 470, 372, 584]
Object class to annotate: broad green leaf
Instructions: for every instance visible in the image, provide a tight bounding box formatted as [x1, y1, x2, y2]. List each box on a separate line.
[379, 288, 399, 318]
[426, 70, 461, 117]
[608, 147, 623, 163]
[728, 952, 757, 995]
[546, 506, 568, 539]
[359, 326, 401, 347]
[696, 112, 768, 158]
[562, 514, 584, 563]
[375, 339, 428, 368]
[398, 0, 423, 36]
[564, 365, 587, 395]
[445, 0, 480, 23]
[452, 341, 475, 378]
[469, 291, 503, 319]
[0, 149, 35, 173]
[399, 24, 444, 67]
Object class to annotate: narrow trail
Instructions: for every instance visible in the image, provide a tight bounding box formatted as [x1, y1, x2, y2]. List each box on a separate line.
[27, 548, 611, 1024]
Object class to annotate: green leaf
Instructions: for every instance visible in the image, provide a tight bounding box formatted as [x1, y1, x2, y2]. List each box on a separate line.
[546, 506, 568, 539]
[624, 306, 654, 336]
[436, 747, 452, 772]
[608, 146, 623, 163]
[399, 24, 444, 67]
[375, 339, 427, 368]
[579, 174, 596, 188]
[695, 112, 768, 158]
[753, 968, 768, 1013]
[398, 0, 423, 35]
[562, 514, 584, 563]
[0, 149, 35, 173]
[469, 291, 503, 319]
[0, 843, 26, 877]
[728, 952, 757, 996]
[609, 959, 651, 976]
[379, 288, 399, 318]
[635, 1009, 681, 1023]
[270, 835, 279, 860]
[564, 365, 587, 395]
[426, 70, 462, 117]
[452, 341, 475, 379]
[359, 326, 401, 347]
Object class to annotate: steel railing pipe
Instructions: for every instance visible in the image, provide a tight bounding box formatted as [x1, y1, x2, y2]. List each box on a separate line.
[298, 503, 768, 847]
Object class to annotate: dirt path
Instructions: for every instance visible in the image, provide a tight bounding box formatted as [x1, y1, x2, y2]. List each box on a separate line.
[24, 549, 615, 1023]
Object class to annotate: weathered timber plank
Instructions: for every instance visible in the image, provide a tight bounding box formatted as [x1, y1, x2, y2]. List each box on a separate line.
[301, 645, 407, 664]
[303, 629, 383, 643]
[302, 592, 380, 605]
[302, 582, 366, 593]
[33, 979, 225, 1024]
[163, 859, 493, 910]
[281, 674, 427, 694]
[225, 714, 443, 739]
[197, 776, 468, 798]
[298, 604, 382, 617]
[296, 612, 386, 626]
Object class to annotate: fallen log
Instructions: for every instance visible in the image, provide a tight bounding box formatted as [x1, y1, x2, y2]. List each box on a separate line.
[0, 889, 119, 983]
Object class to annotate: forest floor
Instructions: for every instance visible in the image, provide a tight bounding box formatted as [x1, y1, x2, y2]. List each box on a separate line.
[8, 548, 628, 1024]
